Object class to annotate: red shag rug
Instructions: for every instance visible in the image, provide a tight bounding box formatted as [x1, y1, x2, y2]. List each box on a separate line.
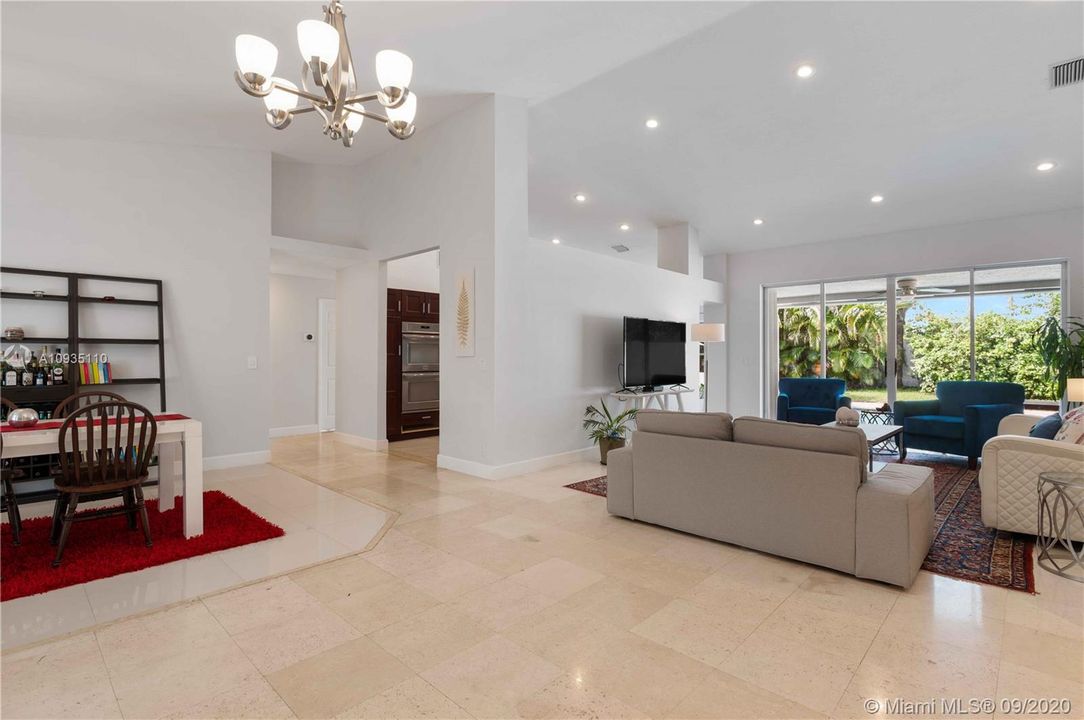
[1, 490, 284, 601]
[565, 460, 1035, 592]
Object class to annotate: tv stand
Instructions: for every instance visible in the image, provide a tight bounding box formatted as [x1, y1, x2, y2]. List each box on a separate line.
[609, 387, 693, 412]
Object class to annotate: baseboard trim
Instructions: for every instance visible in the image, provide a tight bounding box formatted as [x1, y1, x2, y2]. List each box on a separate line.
[437, 446, 597, 480]
[203, 450, 271, 471]
[331, 432, 389, 452]
[269, 424, 319, 438]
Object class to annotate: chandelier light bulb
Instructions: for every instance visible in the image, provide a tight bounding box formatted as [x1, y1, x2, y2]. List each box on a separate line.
[375, 50, 413, 91]
[387, 92, 417, 125]
[235, 34, 278, 84]
[263, 79, 300, 112]
[297, 19, 340, 64]
[345, 111, 364, 133]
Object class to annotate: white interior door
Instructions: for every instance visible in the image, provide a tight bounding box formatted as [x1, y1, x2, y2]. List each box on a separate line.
[318, 298, 336, 431]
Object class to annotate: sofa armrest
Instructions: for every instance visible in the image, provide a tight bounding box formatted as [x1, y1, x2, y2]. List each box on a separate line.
[964, 403, 1024, 457]
[979, 435, 1084, 536]
[605, 446, 635, 519]
[893, 399, 940, 424]
[776, 393, 790, 421]
[998, 413, 1039, 437]
[836, 395, 852, 410]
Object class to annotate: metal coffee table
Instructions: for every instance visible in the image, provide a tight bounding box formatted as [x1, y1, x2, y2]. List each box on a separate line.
[1037, 471, 1084, 583]
[822, 422, 905, 471]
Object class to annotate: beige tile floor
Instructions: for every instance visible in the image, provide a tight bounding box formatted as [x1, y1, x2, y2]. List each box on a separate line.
[388, 435, 440, 465]
[2, 432, 1082, 720]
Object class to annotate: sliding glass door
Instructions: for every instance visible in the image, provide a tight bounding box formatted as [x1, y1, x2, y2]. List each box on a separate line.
[896, 271, 972, 402]
[765, 260, 1067, 416]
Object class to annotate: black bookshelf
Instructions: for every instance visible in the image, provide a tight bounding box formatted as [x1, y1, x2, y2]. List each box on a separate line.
[1, 267, 168, 510]
[1, 266, 167, 412]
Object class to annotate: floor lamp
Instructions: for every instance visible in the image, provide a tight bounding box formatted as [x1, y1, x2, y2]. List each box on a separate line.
[1068, 378, 1084, 411]
[692, 323, 726, 412]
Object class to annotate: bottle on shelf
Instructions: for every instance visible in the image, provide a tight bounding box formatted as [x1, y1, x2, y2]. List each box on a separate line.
[52, 347, 66, 385]
[38, 346, 51, 386]
[3, 355, 18, 387]
[20, 352, 35, 386]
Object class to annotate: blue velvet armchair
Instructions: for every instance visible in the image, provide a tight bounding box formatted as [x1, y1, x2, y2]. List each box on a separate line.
[893, 381, 1025, 469]
[777, 378, 851, 425]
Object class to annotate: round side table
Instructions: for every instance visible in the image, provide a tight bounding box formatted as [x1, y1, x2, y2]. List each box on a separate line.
[1036, 471, 1084, 583]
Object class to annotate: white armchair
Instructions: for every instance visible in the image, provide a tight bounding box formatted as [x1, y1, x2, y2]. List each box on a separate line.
[979, 414, 1084, 539]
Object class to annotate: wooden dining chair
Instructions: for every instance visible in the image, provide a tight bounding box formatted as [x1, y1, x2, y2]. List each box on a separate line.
[52, 400, 158, 567]
[54, 390, 127, 418]
[1, 433, 26, 545]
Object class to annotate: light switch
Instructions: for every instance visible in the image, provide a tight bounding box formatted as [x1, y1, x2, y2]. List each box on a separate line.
[247, 355, 258, 369]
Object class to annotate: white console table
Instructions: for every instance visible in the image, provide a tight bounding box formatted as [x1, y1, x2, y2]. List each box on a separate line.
[609, 388, 693, 411]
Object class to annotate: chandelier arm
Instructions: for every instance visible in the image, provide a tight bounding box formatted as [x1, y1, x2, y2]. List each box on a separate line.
[344, 92, 381, 105]
[343, 106, 390, 123]
[273, 81, 331, 108]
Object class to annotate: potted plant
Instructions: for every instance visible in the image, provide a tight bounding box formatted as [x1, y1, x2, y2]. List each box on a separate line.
[1034, 316, 1084, 401]
[583, 399, 638, 465]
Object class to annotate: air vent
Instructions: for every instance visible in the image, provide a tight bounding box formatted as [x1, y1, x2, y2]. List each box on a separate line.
[611, 244, 630, 253]
[1051, 57, 1084, 88]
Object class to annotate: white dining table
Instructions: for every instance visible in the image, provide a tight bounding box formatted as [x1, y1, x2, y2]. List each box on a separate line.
[0, 414, 204, 538]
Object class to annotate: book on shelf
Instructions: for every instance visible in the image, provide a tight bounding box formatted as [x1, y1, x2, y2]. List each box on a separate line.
[78, 361, 112, 384]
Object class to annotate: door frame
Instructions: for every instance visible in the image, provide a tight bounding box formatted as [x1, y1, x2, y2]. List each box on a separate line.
[317, 297, 336, 431]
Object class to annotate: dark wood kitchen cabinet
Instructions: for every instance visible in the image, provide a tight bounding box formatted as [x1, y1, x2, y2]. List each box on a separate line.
[387, 286, 439, 441]
[401, 290, 439, 322]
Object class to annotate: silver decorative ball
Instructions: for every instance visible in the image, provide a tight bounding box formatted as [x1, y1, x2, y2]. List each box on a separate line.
[6, 408, 39, 428]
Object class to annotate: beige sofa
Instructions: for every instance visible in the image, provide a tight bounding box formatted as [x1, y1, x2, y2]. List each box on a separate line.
[606, 410, 935, 588]
[979, 414, 1084, 540]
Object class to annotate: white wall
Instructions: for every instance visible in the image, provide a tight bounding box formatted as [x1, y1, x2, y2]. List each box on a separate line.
[1, 135, 273, 463]
[721, 208, 1084, 418]
[387, 250, 440, 293]
[269, 273, 334, 435]
[279, 96, 725, 476]
[492, 242, 723, 468]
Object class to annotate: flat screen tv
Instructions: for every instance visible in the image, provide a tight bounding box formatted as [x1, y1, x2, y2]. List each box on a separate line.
[623, 317, 686, 389]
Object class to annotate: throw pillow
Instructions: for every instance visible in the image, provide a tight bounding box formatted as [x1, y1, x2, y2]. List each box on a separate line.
[1053, 407, 1084, 445]
[1029, 413, 1062, 440]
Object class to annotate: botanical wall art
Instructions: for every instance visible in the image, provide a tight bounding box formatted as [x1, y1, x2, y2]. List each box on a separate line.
[455, 267, 475, 357]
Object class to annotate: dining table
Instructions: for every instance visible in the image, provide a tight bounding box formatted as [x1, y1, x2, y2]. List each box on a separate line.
[0, 413, 204, 538]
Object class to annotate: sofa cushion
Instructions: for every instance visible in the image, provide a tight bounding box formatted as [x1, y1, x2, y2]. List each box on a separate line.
[937, 381, 1025, 417]
[733, 417, 867, 475]
[635, 409, 733, 441]
[1029, 413, 1062, 440]
[787, 406, 837, 425]
[1054, 407, 1084, 445]
[905, 415, 964, 440]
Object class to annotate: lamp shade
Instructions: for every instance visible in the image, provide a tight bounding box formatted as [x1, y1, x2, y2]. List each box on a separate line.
[235, 34, 278, 81]
[263, 79, 299, 112]
[375, 50, 413, 90]
[1068, 378, 1084, 402]
[692, 323, 726, 343]
[344, 111, 364, 133]
[387, 92, 417, 125]
[297, 19, 340, 64]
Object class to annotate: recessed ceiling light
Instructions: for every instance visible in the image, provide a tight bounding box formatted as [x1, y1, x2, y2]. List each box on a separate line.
[796, 64, 815, 79]
[551, 237, 561, 245]
[645, 118, 659, 129]
[1036, 161, 1057, 172]
[573, 193, 587, 203]
[753, 218, 764, 226]
[870, 195, 884, 204]
[619, 223, 630, 231]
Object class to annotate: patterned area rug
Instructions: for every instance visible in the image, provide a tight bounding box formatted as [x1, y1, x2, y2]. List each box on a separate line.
[564, 460, 1035, 592]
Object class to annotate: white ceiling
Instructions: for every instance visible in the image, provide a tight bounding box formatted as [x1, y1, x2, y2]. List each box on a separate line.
[3, 1, 1081, 260]
[1, 1, 740, 165]
[528, 1, 1084, 259]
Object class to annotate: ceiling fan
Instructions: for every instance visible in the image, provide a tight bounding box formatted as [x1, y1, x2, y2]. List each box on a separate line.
[894, 277, 955, 297]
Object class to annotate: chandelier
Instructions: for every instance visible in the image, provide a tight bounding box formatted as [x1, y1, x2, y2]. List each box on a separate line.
[233, 1, 416, 147]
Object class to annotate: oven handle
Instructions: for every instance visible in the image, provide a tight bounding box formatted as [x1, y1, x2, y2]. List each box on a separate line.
[402, 333, 439, 340]
[403, 372, 439, 379]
